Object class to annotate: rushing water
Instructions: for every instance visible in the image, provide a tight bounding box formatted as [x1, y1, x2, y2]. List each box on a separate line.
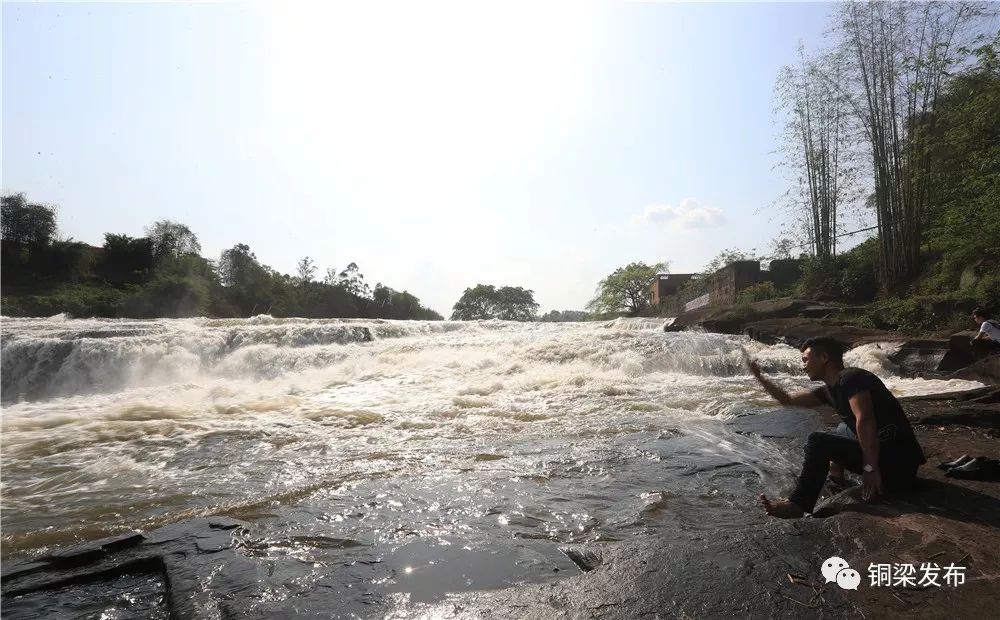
[0, 316, 982, 600]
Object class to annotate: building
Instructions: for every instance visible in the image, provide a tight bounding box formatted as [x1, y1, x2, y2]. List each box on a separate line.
[648, 273, 695, 314]
[652, 259, 804, 314]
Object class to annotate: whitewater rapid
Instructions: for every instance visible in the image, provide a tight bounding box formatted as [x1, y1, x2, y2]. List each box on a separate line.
[0, 316, 982, 567]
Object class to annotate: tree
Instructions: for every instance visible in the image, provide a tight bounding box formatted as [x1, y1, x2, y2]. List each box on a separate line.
[296, 256, 317, 284]
[776, 46, 854, 260]
[451, 284, 496, 320]
[493, 286, 539, 321]
[338, 262, 371, 299]
[322, 267, 339, 286]
[372, 283, 444, 320]
[217, 243, 272, 315]
[218, 243, 265, 288]
[587, 262, 660, 316]
[450, 284, 539, 321]
[702, 249, 756, 274]
[122, 273, 211, 318]
[920, 33, 1000, 265]
[146, 220, 201, 264]
[101, 233, 154, 285]
[540, 310, 591, 322]
[769, 237, 797, 260]
[1, 193, 57, 246]
[833, 0, 986, 287]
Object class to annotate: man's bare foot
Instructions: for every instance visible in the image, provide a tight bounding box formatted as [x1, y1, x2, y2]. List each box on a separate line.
[759, 494, 804, 519]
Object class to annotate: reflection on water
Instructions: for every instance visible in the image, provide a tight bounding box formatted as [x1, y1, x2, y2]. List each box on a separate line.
[0, 316, 982, 600]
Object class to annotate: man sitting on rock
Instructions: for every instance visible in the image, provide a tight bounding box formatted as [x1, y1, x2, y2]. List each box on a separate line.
[747, 337, 926, 518]
[971, 307, 1000, 356]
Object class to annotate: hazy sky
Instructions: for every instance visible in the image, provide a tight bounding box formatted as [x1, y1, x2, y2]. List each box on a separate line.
[3, 1, 839, 316]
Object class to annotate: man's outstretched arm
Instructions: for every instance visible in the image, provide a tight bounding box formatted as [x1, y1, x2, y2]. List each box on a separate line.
[748, 359, 823, 407]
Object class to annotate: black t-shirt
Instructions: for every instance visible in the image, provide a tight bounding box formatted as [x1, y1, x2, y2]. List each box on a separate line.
[811, 367, 926, 466]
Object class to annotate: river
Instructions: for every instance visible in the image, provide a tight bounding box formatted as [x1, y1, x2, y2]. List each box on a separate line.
[0, 315, 982, 601]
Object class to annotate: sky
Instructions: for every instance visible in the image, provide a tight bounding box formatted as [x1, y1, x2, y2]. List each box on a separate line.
[3, 0, 843, 316]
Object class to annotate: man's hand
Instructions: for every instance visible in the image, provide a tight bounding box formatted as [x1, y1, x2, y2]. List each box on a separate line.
[862, 469, 882, 501]
[745, 349, 822, 408]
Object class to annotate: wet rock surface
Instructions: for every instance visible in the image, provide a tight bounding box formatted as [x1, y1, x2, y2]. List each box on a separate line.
[402, 392, 1000, 619]
[3, 394, 997, 619]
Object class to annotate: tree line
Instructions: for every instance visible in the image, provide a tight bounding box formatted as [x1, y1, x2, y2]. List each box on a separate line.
[0, 193, 442, 320]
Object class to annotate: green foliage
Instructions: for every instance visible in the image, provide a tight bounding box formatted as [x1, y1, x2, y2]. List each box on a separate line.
[336, 262, 371, 299]
[921, 33, 1000, 269]
[373, 284, 443, 320]
[701, 249, 756, 275]
[218, 243, 267, 288]
[1, 201, 440, 320]
[1, 193, 57, 246]
[146, 220, 201, 264]
[34, 241, 95, 284]
[795, 256, 838, 298]
[795, 239, 878, 302]
[736, 281, 780, 304]
[1, 285, 125, 318]
[451, 284, 539, 321]
[587, 262, 659, 316]
[861, 296, 967, 336]
[296, 257, 317, 284]
[101, 233, 154, 285]
[120, 274, 211, 318]
[836, 239, 878, 302]
[969, 270, 1000, 312]
[539, 310, 592, 322]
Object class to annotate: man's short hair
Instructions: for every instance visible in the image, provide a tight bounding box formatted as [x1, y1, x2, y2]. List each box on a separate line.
[800, 337, 845, 366]
[972, 307, 991, 319]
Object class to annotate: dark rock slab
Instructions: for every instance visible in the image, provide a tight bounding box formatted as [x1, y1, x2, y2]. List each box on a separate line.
[1, 517, 261, 619]
[742, 317, 900, 349]
[952, 355, 1000, 385]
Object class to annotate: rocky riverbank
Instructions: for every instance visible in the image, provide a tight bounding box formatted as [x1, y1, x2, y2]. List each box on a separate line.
[666, 298, 1000, 383]
[4, 386, 997, 619]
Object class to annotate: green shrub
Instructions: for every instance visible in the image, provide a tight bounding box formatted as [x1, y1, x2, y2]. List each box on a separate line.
[796, 257, 839, 298]
[736, 281, 780, 304]
[0, 284, 125, 317]
[837, 239, 879, 302]
[120, 275, 211, 317]
[969, 271, 1000, 312]
[868, 298, 937, 334]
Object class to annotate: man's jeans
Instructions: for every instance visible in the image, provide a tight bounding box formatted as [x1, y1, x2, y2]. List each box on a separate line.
[788, 431, 919, 513]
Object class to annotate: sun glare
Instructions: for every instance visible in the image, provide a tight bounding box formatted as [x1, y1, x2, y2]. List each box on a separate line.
[262, 1, 597, 202]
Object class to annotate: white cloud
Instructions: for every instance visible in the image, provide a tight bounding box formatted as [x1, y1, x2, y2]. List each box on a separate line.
[633, 198, 725, 229]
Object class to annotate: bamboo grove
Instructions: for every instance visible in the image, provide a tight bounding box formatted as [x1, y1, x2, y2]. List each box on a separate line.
[777, 0, 994, 289]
